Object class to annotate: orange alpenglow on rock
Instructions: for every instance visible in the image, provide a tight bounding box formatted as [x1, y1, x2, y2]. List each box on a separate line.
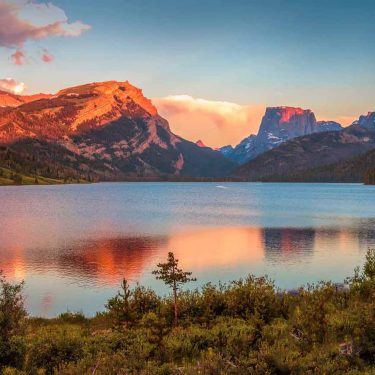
[195, 140, 208, 148]
[0, 80, 236, 180]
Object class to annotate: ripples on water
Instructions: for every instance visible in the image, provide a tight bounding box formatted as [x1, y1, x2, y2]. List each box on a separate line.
[0, 182, 374, 316]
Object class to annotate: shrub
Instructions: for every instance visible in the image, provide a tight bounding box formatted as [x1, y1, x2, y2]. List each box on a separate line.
[25, 324, 85, 374]
[0, 273, 27, 369]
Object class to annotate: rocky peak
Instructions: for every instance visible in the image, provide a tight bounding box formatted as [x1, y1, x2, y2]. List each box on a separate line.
[258, 106, 317, 140]
[218, 134, 256, 164]
[0, 80, 172, 144]
[358, 112, 375, 130]
[54, 81, 160, 131]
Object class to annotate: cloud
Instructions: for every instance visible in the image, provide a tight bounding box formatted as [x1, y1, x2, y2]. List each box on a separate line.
[0, 0, 90, 63]
[0, 78, 26, 95]
[153, 95, 265, 147]
[41, 48, 54, 63]
[11, 49, 27, 65]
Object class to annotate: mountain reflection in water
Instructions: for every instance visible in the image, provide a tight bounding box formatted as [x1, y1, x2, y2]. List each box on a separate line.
[1, 225, 374, 316]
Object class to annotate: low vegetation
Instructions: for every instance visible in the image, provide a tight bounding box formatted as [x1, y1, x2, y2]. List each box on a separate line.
[1, 250, 375, 374]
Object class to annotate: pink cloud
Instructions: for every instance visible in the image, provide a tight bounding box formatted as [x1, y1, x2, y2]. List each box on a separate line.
[153, 95, 265, 148]
[0, 78, 26, 95]
[41, 49, 54, 63]
[11, 49, 27, 65]
[0, 1, 90, 63]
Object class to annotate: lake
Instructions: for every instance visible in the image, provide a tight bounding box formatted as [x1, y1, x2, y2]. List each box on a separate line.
[0, 182, 374, 317]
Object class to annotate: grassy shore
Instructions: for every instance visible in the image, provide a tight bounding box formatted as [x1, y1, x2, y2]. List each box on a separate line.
[0, 167, 89, 186]
[1, 250, 375, 374]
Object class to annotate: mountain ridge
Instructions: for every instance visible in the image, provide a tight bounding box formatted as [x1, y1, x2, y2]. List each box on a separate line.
[233, 124, 375, 182]
[0, 80, 236, 181]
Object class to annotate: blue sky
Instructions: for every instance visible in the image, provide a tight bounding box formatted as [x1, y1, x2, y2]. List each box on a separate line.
[0, 0, 374, 145]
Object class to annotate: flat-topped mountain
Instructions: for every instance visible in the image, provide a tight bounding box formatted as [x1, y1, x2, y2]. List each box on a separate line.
[256, 106, 317, 144]
[0, 81, 236, 181]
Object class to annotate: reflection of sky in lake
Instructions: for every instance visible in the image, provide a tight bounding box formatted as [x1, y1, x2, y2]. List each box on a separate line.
[0, 182, 374, 316]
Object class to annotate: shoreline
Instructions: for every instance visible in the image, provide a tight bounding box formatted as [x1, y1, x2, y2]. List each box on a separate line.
[0, 178, 370, 186]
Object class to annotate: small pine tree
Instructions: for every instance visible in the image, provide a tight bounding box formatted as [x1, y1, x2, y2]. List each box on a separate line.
[152, 252, 196, 326]
[105, 278, 134, 327]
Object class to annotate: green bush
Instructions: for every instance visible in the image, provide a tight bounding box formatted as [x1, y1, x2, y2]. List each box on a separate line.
[25, 324, 85, 374]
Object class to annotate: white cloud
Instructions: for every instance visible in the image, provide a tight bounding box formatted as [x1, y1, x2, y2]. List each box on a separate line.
[0, 78, 26, 95]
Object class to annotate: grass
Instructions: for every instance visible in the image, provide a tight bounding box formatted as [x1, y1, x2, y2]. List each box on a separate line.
[0, 167, 87, 186]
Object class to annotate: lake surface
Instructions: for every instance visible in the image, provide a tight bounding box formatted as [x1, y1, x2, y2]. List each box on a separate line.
[0, 182, 374, 317]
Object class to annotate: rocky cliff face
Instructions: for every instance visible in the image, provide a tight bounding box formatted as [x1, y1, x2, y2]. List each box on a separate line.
[249, 106, 318, 159]
[257, 106, 317, 142]
[0, 81, 236, 179]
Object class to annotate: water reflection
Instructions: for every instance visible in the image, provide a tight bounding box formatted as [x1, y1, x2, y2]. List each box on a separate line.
[58, 236, 167, 286]
[0, 182, 374, 316]
[263, 228, 316, 262]
[0, 224, 374, 316]
[170, 227, 263, 270]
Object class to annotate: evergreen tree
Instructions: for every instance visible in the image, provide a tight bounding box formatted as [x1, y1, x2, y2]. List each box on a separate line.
[152, 252, 196, 326]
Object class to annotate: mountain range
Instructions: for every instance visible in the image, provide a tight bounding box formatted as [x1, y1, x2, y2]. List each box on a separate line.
[0, 80, 374, 184]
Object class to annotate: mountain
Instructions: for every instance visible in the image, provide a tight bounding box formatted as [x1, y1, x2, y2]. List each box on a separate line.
[316, 120, 343, 132]
[219, 107, 342, 164]
[287, 148, 375, 183]
[219, 135, 256, 164]
[0, 81, 236, 182]
[356, 112, 375, 130]
[233, 124, 375, 182]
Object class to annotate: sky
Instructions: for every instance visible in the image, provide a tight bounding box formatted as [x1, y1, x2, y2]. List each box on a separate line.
[0, 0, 374, 147]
